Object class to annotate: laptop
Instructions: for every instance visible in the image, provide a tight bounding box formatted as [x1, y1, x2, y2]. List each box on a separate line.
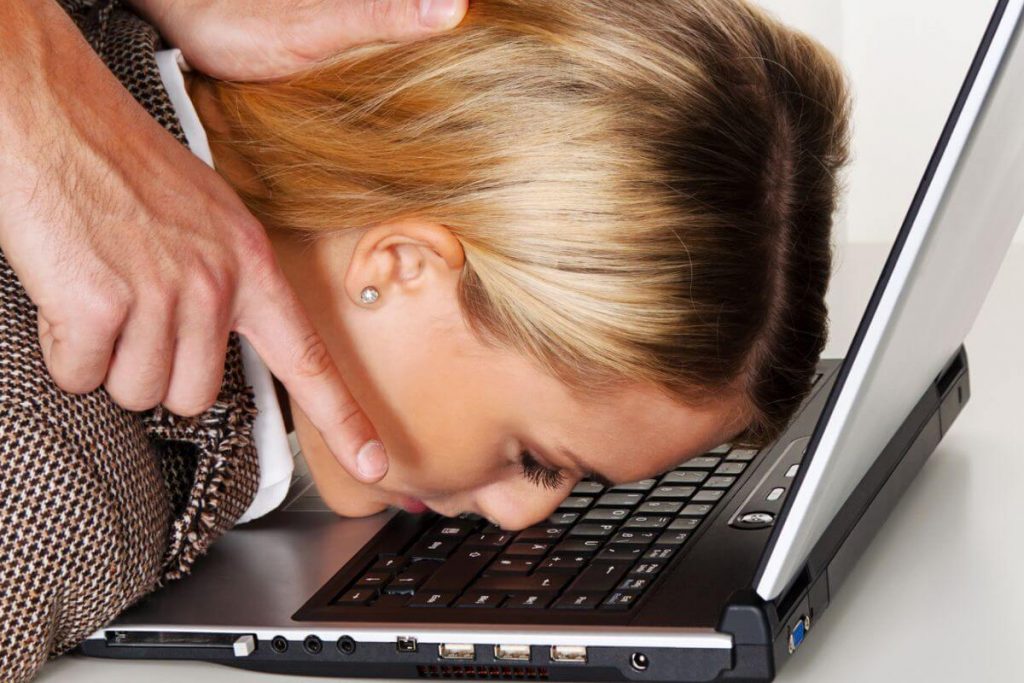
[78, 1, 1024, 680]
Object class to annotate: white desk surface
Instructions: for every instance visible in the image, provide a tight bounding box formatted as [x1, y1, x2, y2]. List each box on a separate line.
[38, 242, 1024, 682]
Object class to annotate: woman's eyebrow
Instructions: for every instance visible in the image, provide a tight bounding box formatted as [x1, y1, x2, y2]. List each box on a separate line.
[558, 445, 616, 487]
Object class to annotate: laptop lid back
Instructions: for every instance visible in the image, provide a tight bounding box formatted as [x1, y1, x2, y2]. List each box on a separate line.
[755, 0, 1024, 601]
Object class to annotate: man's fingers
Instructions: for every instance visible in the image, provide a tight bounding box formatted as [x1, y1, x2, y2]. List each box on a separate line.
[103, 294, 176, 411]
[235, 268, 388, 484]
[310, 0, 467, 49]
[37, 307, 119, 396]
[162, 302, 231, 417]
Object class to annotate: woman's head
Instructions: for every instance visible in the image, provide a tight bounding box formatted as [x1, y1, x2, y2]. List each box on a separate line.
[193, 0, 852, 527]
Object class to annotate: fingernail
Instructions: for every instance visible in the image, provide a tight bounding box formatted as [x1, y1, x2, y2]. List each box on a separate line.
[357, 439, 388, 479]
[419, 0, 461, 29]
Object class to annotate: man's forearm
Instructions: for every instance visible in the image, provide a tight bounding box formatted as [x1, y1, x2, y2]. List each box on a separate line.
[0, 0, 117, 182]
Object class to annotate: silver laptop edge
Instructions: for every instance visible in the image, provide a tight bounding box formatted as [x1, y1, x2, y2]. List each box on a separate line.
[757, 0, 1024, 600]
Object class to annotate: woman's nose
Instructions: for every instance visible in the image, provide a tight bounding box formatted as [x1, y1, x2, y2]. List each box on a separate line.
[475, 487, 571, 532]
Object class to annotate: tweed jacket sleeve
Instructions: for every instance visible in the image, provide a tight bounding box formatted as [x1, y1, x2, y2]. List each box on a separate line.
[0, 2, 262, 680]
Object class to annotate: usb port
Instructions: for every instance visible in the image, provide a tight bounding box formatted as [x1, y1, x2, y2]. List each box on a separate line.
[438, 643, 475, 660]
[494, 644, 531, 661]
[550, 645, 587, 663]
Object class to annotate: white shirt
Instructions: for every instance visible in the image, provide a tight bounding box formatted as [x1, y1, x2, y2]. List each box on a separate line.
[154, 49, 294, 524]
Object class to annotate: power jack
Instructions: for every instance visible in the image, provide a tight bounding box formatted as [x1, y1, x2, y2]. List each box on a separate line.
[630, 652, 650, 671]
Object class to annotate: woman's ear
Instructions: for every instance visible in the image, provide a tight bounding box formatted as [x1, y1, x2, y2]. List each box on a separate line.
[344, 219, 465, 306]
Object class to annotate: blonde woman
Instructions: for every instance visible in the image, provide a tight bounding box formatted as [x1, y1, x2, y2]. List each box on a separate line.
[0, 0, 851, 679]
[192, 0, 852, 524]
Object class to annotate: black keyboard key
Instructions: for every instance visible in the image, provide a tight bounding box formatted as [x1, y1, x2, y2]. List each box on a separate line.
[637, 501, 683, 515]
[515, 526, 566, 542]
[676, 456, 722, 469]
[371, 555, 407, 573]
[553, 592, 604, 610]
[569, 562, 632, 592]
[335, 588, 378, 605]
[649, 486, 696, 500]
[558, 496, 594, 509]
[654, 531, 690, 546]
[456, 591, 506, 608]
[629, 561, 665, 577]
[355, 572, 391, 587]
[691, 489, 724, 503]
[472, 573, 569, 593]
[596, 545, 645, 561]
[668, 518, 700, 531]
[610, 530, 656, 546]
[583, 508, 631, 522]
[644, 546, 677, 560]
[596, 493, 644, 507]
[661, 471, 707, 485]
[539, 554, 589, 572]
[463, 532, 514, 549]
[624, 515, 671, 529]
[503, 542, 551, 557]
[548, 512, 581, 526]
[572, 482, 605, 495]
[553, 539, 603, 554]
[428, 518, 478, 538]
[487, 557, 538, 573]
[703, 476, 736, 489]
[419, 549, 496, 592]
[373, 593, 411, 609]
[609, 479, 656, 492]
[601, 590, 642, 610]
[715, 463, 747, 476]
[678, 503, 714, 517]
[725, 449, 758, 462]
[502, 592, 557, 609]
[568, 523, 617, 538]
[408, 591, 457, 608]
[617, 577, 651, 591]
[409, 537, 461, 560]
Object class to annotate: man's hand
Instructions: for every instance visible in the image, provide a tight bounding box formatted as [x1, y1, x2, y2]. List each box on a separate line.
[0, 0, 464, 483]
[128, 0, 468, 81]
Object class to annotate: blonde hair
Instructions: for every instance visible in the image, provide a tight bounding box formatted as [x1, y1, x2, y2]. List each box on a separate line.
[199, 0, 852, 447]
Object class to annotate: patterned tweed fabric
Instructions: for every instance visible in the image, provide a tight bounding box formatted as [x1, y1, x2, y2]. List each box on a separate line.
[0, 2, 261, 680]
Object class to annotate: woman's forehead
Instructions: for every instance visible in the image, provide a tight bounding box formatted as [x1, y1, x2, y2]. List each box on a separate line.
[536, 379, 749, 484]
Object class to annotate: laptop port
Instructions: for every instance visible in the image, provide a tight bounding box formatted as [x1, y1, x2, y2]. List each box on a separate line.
[550, 645, 587, 663]
[303, 635, 323, 655]
[788, 615, 811, 654]
[397, 636, 418, 653]
[270, 636, 289, 654]
[337, 635, 357, 655]
[438, 643, 475, 660]
[494, 644, 531, 661]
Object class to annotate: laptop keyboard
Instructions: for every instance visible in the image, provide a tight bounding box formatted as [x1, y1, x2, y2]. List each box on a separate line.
[331, 445, 761, 612]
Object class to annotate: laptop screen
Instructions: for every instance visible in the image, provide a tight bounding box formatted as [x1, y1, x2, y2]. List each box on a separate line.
[755, 0, 1024, 600]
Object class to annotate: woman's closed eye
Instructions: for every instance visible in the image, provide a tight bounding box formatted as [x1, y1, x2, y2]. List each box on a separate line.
[519, 450, 567, 491]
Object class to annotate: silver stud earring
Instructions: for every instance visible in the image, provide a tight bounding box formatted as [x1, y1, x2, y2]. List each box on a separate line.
[359, 285, 380, 305]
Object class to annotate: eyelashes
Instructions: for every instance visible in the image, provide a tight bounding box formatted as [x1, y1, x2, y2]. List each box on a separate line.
[519, 450, 567, 491]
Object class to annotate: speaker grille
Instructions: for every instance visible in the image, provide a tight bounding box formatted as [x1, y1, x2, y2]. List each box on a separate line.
[416, 664, 549, 679]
